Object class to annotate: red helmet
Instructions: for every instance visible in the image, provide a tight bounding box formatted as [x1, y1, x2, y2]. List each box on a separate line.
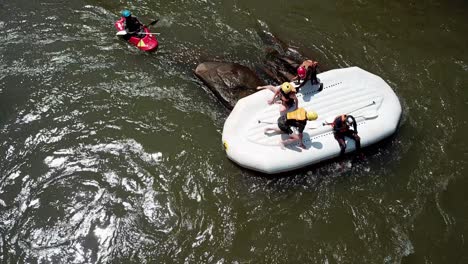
[297, 66, 307, 79]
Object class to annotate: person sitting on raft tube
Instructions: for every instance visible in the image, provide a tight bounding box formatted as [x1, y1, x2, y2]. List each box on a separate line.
[292, 59, 323, 91]
[265, 108, 318, 149]
[257, 82, 299, 114]
[121, 10, 144, 39]
[324, 115, 361, 155]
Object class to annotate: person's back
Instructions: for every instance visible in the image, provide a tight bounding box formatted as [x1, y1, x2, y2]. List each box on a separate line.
[285, 108, 308, 133]
[121, 10, 144, 37]
[273, 108, 318, 149]
[332, 115, 357, 133]
[294, 59, 321, 91]
[301, 60, 318, 70]
[279, 84, 296, 107]
[125, 15, 143, 33]
[332, 115, 348, 133]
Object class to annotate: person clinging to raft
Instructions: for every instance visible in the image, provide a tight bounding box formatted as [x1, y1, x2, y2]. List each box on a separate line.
[264, 108, 318, 149]
[323, 114, 361, 155]
[257, 82, 299, 114]
[292, 59, 323, 92]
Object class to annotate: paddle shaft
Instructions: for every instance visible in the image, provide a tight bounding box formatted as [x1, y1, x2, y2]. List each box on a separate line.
[146, 19, 159, 27]
[261, 101, 377, 128]
[258, 120, 276, 125]
[259, 119, 322, 130]
[321, 101, 376, 125]
[355, 111, 378, 119]
[130, 32, 160, 35]
[346, 100, 376, 115]
[322, 110, 377, 125]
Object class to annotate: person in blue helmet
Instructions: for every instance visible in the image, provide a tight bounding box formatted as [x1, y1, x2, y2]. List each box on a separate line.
[121, 10, 144, 38]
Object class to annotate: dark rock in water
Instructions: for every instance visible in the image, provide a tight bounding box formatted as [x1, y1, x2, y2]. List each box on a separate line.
[254, 30, 309, 83]
[194, 62, 265, 109]
[194, 31, 327, 109]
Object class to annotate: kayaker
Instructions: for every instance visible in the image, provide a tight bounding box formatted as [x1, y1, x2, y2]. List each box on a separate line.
[121, 10, 144, 38]
[323, 114, 361, 155]
[292, 59, 323, 91]
[264, 108, 318, 149]
[257, 82, 299, 114]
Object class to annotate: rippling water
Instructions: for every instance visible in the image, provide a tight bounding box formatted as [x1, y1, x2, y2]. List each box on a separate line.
[1, 0, 467, 263]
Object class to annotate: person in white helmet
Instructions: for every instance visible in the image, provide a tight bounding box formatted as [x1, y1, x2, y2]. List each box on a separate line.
[323, 114, 361, 155]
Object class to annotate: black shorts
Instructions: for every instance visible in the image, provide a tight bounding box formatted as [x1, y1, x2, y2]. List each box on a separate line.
[278, 116, 293, 134]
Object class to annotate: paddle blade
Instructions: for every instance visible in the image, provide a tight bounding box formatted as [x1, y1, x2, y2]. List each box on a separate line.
[147, 19, 159, 27]
[116, 30, 128, 36]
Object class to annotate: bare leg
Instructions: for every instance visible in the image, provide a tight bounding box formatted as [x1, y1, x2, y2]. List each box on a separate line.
[334, 133, 347, 155]
[257, 85, 278, 93]
[280, 134, 300, 147]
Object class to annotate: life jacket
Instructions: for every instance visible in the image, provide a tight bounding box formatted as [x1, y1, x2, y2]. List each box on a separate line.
[301, 60, 318, 70]
[287, 108, 307, 121]
[124, 16, 143, 33]
[332, 115, 349, 133]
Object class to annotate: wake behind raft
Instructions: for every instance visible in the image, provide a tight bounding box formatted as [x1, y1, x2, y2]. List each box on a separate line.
[222, 67, 402, 174]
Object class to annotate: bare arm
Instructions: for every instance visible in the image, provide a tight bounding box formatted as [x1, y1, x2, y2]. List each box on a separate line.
[269, 89, 280, 104]
[292, 93, 299, 110]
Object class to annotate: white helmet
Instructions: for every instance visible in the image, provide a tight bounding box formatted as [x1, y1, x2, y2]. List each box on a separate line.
[346, 116, 354, 125]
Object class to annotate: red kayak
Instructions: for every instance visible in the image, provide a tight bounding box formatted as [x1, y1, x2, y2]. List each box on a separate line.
[115, 18, 158, 52]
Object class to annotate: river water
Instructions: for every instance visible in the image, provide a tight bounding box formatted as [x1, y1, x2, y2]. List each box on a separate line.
[0, 0, 467, 263]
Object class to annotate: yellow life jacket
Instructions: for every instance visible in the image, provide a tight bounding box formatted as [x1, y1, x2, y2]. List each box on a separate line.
[286, 108, 307, 121]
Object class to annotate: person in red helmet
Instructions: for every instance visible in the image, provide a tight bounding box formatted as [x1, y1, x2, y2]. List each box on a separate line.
[293, 59, 322, 91]
[323, 114, 361, 155]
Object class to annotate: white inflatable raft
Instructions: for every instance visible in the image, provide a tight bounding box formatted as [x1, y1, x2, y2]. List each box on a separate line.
[222, 67, 402, 174]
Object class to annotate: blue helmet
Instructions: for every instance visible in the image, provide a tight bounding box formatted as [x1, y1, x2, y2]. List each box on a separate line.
[121, 10, 131, 18]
